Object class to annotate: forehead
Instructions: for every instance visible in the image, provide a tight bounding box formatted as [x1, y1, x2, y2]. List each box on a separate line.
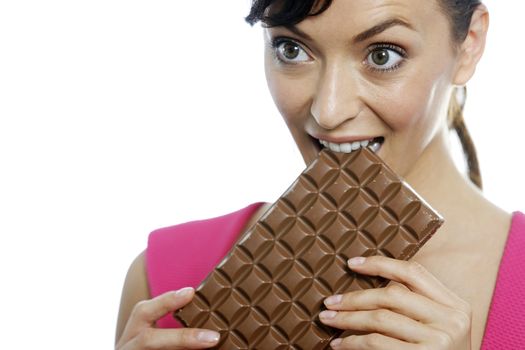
[269, 0, 445, 37]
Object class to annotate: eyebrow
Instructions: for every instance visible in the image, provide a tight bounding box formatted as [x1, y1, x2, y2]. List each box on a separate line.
[283, 18, 414, 44]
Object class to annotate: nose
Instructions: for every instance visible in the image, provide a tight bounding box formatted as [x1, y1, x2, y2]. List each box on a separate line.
[310, 61, 363, 130]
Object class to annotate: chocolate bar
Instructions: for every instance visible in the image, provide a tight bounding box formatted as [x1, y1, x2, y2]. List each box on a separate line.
[174, 147, 443, 349]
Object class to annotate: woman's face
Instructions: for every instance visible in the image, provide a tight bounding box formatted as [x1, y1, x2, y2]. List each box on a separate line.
[263, 0, 463, 176]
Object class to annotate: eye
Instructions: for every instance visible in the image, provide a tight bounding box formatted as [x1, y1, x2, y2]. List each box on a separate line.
[270, 37, 310, 64]
[365, 44, 406, 72]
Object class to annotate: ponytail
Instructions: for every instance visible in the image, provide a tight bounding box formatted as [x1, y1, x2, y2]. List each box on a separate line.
[447, 86, 483, 190]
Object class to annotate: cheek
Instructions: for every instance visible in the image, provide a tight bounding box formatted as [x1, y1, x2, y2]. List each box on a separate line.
[264, 59, 311, 124]
[372, 73, 445, 133]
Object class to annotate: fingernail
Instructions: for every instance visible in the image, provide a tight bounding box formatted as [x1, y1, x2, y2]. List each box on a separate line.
[348, 257, 366, 266]
[324, 294, 342, 306]
[319, 310, 338, 319]
[330, 338, 342, 347]
[197, 330, 220, 343]
[175, 287, 194, 297]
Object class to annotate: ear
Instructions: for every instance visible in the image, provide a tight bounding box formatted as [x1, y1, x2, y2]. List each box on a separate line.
[452, 4, 490, 86]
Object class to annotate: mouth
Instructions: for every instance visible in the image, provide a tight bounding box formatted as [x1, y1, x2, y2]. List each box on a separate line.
[314, 136, 385, 154]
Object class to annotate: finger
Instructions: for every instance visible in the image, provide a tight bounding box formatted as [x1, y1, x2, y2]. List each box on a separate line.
[120, 287, 195, 345]
[323, 284, 451, 324]
[319, 309, 434, 343]
[346, 256, 466, 310]
[120, 328, 220, 350]
[330, 332, 420, 350]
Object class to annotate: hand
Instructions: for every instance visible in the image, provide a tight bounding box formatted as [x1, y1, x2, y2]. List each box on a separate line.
[116, 287, 220, 350]
[318, 256, 472, 350]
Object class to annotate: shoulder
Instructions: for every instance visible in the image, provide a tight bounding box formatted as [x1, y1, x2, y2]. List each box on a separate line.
[147, 201, 269, 244]
[145, 201, 270, 297]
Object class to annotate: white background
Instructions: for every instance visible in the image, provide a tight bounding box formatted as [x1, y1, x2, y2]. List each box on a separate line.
[0, 0, 523, 348]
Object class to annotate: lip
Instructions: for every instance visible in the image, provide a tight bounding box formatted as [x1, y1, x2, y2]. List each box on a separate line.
[310, 134, 381, 144]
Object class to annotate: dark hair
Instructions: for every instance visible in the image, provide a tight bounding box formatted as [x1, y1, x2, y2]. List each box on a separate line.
[245, 0, 483, 190]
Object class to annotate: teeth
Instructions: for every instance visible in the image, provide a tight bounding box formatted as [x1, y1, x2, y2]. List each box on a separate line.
[369, 141, 381, 153]
[319, 138, 382, 154]
[340, 143, 352, 152]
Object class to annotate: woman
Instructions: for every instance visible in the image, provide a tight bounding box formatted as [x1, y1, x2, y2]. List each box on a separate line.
[115, 0, 524, 349]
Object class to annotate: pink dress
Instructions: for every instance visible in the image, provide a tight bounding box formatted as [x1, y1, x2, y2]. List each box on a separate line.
[145, 202, 525, 348]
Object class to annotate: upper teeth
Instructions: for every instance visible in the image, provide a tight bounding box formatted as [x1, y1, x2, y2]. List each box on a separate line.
[319, 138, 380, 153]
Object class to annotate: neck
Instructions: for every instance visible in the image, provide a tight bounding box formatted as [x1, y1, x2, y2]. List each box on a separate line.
[404, 125, 484, 226]
[400, 124, 511, 261]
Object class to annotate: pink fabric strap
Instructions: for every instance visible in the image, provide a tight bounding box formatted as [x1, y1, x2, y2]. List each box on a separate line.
[481, 211, 525, 348]
[145, 202, 265, 328]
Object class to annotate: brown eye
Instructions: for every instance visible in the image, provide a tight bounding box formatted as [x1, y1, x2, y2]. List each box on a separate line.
[371, 49, 389, 65]
[280, 42, 300, 59]
[272, 38, 310, 63]
[366, 46, 404, 72]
